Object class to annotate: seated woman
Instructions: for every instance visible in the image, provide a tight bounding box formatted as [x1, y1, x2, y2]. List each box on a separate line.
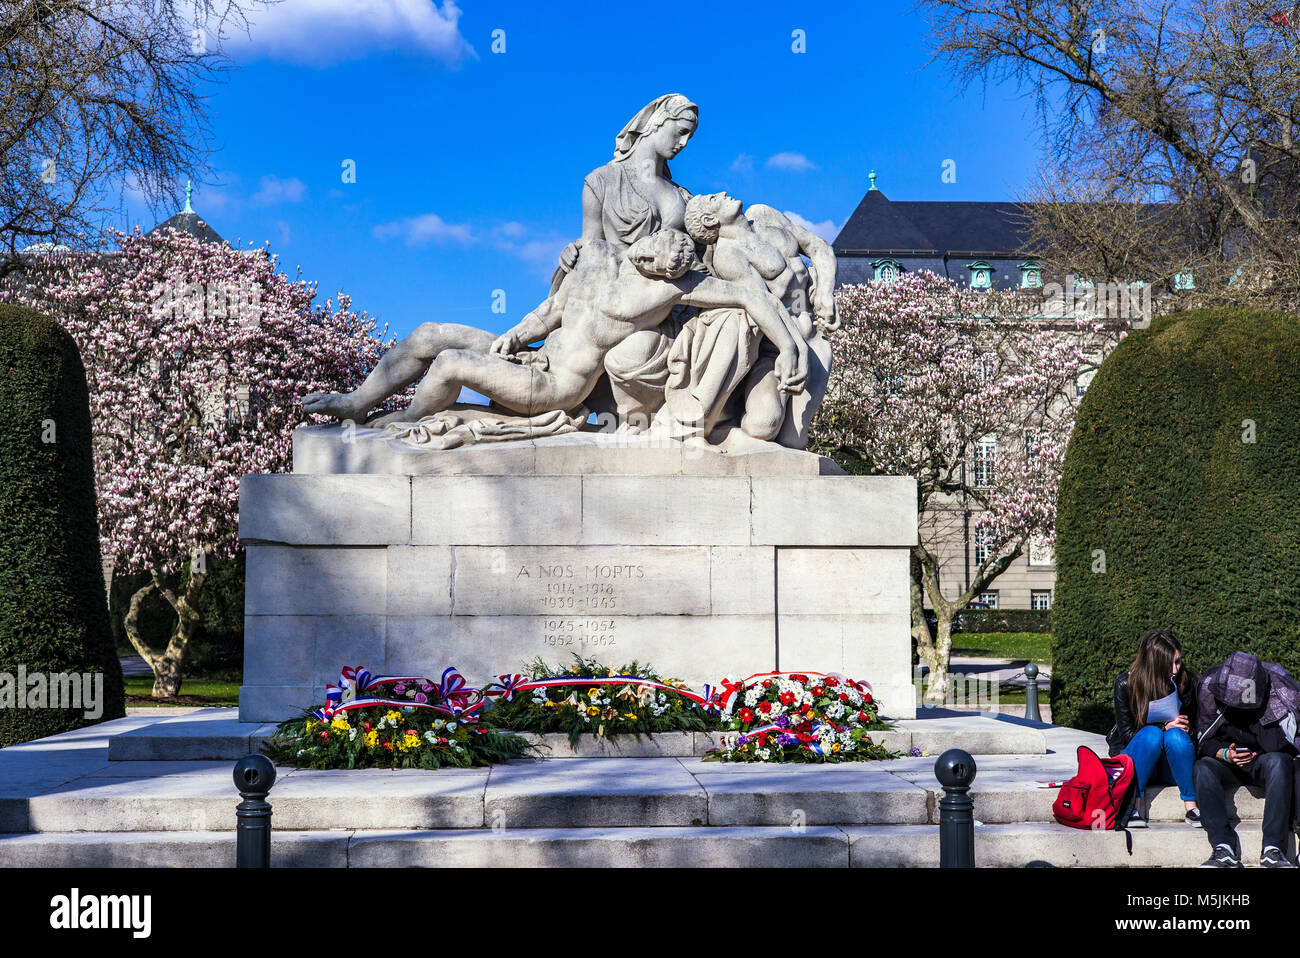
[1106, 629, 1201, 827]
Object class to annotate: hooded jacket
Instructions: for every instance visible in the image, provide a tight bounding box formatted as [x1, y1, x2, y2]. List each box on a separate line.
[1196, 651, 1300, 756]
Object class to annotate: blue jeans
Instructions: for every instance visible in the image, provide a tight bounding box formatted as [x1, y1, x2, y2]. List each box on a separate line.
[1122, 724, 1197, 801]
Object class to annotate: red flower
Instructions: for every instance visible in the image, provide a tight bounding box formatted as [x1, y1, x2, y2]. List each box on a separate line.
[825, 676, 839, 688]
[758, 701, 772, 714]
[864, 693, 873, 703]
[790, 674, 808, 684]
[858, 711, 870, 724]
[319, 730, 329, 741]
[839, 692, 850, 703]
[382, 742, 394, 751]
[739, 708, 755, 724]
[779, 691, 795, 706]
[362, 722, 372, 732]
[438, 737, 449, 746]
[405, 730, 416, 736]
[811, 686, 825, 697]
[762, 680, 774, 690]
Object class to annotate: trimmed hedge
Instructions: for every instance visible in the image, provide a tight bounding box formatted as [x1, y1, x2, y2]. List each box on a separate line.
[0, 304, 125, 745]
[1052, 308, 1300, 732]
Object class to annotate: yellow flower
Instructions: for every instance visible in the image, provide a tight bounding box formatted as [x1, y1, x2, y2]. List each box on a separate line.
[330, 717, 350, 732]
[542, 701, 557, 709]
[586, 706, 600, 717]
[587, 688, 600, 700]
[623, 713, 638, 720]
[364, 730, 378, 747]
[305, 719, 318, 731]
[385, 710, 402, 723]
[831, 743, 842, 753]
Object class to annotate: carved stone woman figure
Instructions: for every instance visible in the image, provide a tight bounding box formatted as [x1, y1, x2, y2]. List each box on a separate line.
[558, 94, 699, 424]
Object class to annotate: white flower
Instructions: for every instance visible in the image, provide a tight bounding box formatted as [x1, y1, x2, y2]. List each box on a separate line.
[744, 689, 761, 707]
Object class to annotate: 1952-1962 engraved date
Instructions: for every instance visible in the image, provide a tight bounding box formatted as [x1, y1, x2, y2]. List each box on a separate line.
[543, 619, 616, 647]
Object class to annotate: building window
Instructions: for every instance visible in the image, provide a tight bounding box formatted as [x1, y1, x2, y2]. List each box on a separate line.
[974, 351, 997, 383]
[872, 257, 901, 284]
[1019, 261, 1042, 288]
[976, 591, 999, 609]
[1031, 590, 1052, 611]
[974, 528, 993, 566]
[1173, 271, 1195, 290]
[973, 436, 997, 487]
[1024, 432, 1040, 461]
[968, 261, 993, 290]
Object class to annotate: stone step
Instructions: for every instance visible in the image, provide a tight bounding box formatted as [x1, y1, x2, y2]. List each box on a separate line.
[0, 822, 1288, 868]
[104, 708, 1049, 761]
[2, 755, 1268, 833]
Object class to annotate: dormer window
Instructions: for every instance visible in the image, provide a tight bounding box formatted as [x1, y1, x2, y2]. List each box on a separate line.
[968, 261, 993, 290]
[872, 257, 901, 284]
[1018, 261, 1042, 288]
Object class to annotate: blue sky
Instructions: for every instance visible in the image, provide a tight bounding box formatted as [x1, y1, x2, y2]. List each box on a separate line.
[122, 0, 1046, 341]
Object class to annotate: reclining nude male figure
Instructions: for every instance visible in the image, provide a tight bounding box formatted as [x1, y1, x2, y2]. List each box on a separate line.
[301, 229, 806, 429]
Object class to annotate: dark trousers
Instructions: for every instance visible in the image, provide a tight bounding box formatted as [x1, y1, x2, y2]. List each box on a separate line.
[1193, 752, 1297, 854]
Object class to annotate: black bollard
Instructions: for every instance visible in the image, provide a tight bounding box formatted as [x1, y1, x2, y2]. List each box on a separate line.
[935, 748, 977, 868]
[1024, 663, 1043, 723]
[234, 754, 276, 868]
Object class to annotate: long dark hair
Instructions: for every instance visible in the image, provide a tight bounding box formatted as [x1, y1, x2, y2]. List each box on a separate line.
[1128, 629, 1189, 726]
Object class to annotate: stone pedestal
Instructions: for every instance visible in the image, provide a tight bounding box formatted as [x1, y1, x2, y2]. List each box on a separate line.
[238, 426, 918, 721]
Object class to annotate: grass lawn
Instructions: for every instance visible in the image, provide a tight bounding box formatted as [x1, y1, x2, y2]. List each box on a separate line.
[950, 632, 1052, 664]
[124, 676, 239, 707]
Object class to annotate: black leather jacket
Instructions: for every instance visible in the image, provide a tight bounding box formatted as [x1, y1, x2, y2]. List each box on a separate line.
[1106, 669, 1199, 757]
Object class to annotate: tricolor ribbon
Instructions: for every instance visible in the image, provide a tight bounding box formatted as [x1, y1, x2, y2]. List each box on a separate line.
[311, 665, 487, 723]
[482, 673, 720, 712]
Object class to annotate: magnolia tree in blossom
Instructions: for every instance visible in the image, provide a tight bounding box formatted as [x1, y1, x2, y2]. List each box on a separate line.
[810, 271, 1123, 702]
[2, 228, 392, 696]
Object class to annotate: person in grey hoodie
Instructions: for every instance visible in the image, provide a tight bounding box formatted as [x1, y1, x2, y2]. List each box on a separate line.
[1194, 651, 1300, 868]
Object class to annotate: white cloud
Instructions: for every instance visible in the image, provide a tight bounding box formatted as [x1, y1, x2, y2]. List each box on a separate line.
[224, 0, 477, 67]
[373, 212, 476, 245]
[781, 210, 840, 243]
[498, 221, 528, 239]
[275, 220, 292, 245]
[730, 153, 755, 174]
[252, 175, 307, 205]
[766, 152, 819, 173]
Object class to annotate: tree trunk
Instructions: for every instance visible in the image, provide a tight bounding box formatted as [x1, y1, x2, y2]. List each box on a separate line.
[911, 546, 955, 705]
[122, 559, 207, 699]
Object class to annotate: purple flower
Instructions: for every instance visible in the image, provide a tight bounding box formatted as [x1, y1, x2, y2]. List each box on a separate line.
[737, 734, 749, 745]
[393, 683, 407, 694]
[420, 682, 434, 693]
[909, 746, 922, 757]
[777, 733, 797, 746]
[414, 692, 428, 704]
[774, 714, 790, 728]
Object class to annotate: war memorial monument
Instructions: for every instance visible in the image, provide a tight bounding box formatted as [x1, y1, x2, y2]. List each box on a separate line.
[237, 94, 918, 721]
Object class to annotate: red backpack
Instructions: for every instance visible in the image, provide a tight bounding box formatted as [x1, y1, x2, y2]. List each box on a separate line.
[1052, 745, 1137, 834]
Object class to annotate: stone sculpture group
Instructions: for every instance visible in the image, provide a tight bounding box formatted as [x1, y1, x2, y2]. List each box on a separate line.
[302, 94, 839, 451]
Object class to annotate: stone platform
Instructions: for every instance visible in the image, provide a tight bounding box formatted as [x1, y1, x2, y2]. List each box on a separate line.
[238, 426, 919, 723]
[2, 712, 1287, 868]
